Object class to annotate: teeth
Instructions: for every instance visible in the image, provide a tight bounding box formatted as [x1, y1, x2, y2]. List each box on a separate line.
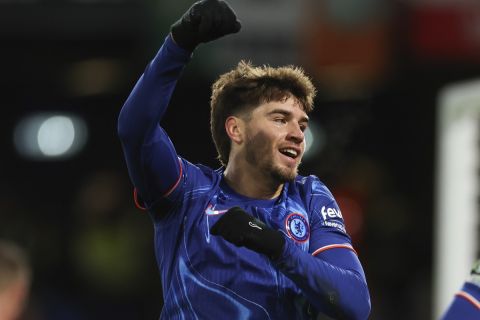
[281, 148, 298, 157]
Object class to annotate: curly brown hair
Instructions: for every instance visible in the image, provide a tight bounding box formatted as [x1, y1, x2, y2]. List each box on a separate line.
[210, 60, 316, 166]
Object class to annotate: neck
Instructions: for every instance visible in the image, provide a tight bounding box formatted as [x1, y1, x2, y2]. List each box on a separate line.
[223, 160, 283, 200]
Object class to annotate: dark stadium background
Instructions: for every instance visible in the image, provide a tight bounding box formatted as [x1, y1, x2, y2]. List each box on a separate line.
[1, 1, 479, 319]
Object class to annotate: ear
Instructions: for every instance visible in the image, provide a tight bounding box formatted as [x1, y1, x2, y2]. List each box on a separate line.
[225, 116, 244, 145]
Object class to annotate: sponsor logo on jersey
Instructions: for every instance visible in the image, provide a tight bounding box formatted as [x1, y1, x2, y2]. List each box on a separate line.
[321, 206, 343, 221]
[204, 204, 229, 216]
[285, 213, 310, 242]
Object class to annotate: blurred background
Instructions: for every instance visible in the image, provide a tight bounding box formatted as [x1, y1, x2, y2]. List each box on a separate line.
[1, 0, 480, 319]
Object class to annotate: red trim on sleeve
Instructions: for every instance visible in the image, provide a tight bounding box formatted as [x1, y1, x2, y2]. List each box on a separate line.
[162, 158, 183, 197]
[456, 291, 480, 310]
[312, 244, 357, 256]
[133, 188, 147, 211]
[132, 158, 183, 211]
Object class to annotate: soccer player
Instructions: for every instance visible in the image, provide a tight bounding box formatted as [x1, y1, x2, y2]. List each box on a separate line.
[441, 260, 480, 320]
[117, 0, 371, 319]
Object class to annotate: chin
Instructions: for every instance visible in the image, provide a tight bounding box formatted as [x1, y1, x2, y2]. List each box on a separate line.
[271, 166, 298, 182]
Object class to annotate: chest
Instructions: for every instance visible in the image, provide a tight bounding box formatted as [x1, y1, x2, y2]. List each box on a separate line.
[184, 190, 312, 255]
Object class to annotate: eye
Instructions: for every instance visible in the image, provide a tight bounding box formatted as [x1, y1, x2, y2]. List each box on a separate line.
[274, 118, 287, 124]
[300, 124, 308, 132]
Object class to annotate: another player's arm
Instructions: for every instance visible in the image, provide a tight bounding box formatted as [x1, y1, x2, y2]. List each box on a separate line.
[117, 0, 240, 206]
[441, 260, 480, 320]
[211, 204, 371, 320]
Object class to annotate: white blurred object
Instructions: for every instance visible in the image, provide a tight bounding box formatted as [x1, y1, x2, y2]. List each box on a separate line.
[434, 79, 480, 319]
[14, 113, 88, 160]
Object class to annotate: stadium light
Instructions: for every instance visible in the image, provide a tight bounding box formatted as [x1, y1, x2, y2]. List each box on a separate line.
[13, 113, 88, 160]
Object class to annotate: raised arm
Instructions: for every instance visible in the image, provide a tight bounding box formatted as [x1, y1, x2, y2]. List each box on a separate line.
[117, 0, 241, 206]
[117, 35, 190, 206]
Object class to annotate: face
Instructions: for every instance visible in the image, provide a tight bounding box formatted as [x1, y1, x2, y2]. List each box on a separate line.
[243, 97, 309, 182]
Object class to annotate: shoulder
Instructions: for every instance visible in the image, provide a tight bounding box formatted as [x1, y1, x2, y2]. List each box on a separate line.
[180, 158, 222, 183]
[287, 174, 337, 217]
[293, 174, 334, 201]
[162, 158, 222, 203]
[295, 174, 343, 217]
[294, 176, 348, 235]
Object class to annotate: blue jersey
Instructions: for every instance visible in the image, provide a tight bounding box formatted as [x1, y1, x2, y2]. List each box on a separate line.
[118, 35, 371, 319]
[441, 282, 480, 320]
[154, 159, 359, 319]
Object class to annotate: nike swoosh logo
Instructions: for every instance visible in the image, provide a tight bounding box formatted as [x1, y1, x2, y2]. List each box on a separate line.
[248, 222, 262, 230]
[204, 204, 229, 216]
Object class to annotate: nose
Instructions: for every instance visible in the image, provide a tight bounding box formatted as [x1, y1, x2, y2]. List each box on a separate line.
[287, 123, 305, 144]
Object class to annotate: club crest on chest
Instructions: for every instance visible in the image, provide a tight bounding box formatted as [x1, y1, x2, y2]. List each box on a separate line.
[285, 213, 310, 243]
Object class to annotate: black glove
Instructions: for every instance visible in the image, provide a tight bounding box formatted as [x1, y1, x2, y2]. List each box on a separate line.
[170, 0, 242, 51]
[210, 207, 285, 260]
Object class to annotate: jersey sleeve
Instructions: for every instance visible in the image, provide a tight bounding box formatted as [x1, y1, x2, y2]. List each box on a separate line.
[308, 178, 355, 255]
[272, 176, 370, 319]
[117, 35, 192, 209]
[146, 158, 220, 220]
[441, 282, 480, 320]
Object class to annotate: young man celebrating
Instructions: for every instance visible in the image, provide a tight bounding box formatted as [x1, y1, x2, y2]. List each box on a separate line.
[117, 0, 371, 319]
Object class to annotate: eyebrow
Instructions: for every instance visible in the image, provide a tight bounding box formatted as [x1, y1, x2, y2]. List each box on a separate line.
[267, 109, 310, 123]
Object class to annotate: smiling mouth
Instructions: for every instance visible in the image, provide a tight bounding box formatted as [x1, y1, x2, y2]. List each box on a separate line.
[279, 148, 299, 159]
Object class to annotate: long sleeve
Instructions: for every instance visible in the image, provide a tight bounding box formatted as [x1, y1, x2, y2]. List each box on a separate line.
[270, 178, 371, 320]
[274, 242, 370, 320]
[117, 35, 192, 205]
[441, 282, 480, 320]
